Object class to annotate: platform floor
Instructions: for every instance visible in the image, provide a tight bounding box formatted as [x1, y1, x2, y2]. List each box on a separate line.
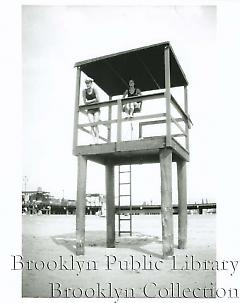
[75, 137, 189, 165]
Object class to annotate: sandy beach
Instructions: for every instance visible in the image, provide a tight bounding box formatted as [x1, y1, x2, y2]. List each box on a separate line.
[22, 214, 216, 298]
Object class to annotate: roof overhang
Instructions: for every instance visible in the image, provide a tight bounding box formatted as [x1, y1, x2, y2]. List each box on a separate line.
[74, 41, 188, 96]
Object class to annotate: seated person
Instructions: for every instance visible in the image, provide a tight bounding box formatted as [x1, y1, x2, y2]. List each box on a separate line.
[122, 79, 142, 118]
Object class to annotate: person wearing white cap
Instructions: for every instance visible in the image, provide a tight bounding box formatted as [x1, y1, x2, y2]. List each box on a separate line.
[82, 78, 100, 143]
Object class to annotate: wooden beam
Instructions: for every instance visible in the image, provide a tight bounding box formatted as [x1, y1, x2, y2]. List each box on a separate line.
[139, 116, 186, 138]
[160, 148, 174, 257]
[171, 138, 190, 162]
[116, 136, 166, 152]
[117, 99, 122, 144]
[108, 97, 112, 142]
[78, 126, 108, 143]
[184, 86, 189, 151]
[172, 133, 186, 138]
[78, 113, 166, 129]
[171, 116, 187, 135]
[76, 155, 87, 255]
[73, 67, 81, 155]
[78, 92, 165, 111]
[177, 160, 187, 249]
[105, 164, 115, 247]
[164, 46, 172, 146]
[171, 94, 193, 127]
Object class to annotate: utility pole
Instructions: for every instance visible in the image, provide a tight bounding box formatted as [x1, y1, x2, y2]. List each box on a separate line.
[23, 176, 28, 193]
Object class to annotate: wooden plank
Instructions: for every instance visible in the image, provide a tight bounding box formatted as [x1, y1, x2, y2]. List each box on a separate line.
[76, 155, 87, 255]
[78, 126, 108, 143]
[106, 164, 115, 247]
[78, 120, 114, 128]
[177, 160, 187, 249]
[171, 116, 187, 135]
[171, 94, 193, 127]
[172, 133, 186, 138]
[139, 116, 185, 138]
[78, 113, 166, 128]
[76, 142, 116, 155]
[117, 99, 122, 143]
[107, 97, 112, 142]
[184, 86, 189, 151]
[164, 46, 172, 147]
[78, 92, 165, 111]
[139, 118, 166, 127]
[160, 148, 174, 257]
[73, 67, 81, 155]
[171, 138, 189, 162]
[116, 136, 166, 152]
[139, 119, 166, 138]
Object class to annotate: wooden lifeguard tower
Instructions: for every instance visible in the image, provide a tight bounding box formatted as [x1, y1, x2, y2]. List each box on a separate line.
[73, 42, 192, 258]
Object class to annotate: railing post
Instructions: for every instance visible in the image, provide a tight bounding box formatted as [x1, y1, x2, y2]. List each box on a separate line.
[117, 99, 122, 143]
[164, 45, 171, 147]
[184, 86, 189, 151]
[73, 67, 81, 155]
[107, 96, 112, 143]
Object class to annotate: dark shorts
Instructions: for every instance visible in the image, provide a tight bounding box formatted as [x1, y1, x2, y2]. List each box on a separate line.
[87, 108, 100, 115]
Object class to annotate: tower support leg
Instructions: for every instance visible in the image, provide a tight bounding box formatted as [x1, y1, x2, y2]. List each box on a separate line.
[160, 148, 174, 258]
[177, 160, 187, 249]
[106, 163, 115, 247]
[76, 155, 87, 255]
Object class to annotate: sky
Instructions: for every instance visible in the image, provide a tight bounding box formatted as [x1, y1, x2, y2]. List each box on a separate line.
[22, 5, 218, 203]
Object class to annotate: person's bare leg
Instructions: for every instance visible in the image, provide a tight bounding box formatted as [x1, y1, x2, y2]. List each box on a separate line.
[129, 103, 134, 118]
[93, 111, 100, 143]
[124, 104, 130, 118]
[87, 113, 96, 143]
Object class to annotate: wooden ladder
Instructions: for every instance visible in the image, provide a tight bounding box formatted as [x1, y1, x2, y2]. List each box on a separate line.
[118, 165, 132, 236]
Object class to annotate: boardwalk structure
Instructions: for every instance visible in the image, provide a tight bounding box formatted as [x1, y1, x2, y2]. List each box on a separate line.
[73, 42, 192, 257]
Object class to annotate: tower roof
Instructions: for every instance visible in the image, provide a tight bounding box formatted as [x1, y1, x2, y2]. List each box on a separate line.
[74, 41, 188, 96]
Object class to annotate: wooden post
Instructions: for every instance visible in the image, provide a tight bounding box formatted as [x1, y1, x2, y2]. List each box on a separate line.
[117, 99, 122, 144]
[177, 159, 187, 249]
[107, 96, 112, 142]
[76, 155, 87, 255]
[164, 45, 171, 147]
[105, 163, 115, 247]
[184, 86, 189, 151]
[73, 67, 81, 155]
[160, 148, 174, 257]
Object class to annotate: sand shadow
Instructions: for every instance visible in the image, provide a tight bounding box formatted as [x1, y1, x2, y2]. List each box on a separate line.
[51, 230, 177, 259]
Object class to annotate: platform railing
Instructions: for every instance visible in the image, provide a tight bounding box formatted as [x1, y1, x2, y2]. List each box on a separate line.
[77, 92, 191, 151]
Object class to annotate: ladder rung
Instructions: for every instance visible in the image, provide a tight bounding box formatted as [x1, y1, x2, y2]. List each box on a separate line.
[118, 165, 132, 236]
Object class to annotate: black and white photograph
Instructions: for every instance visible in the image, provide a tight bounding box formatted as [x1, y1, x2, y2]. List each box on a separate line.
[1, 1, 240, 302]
